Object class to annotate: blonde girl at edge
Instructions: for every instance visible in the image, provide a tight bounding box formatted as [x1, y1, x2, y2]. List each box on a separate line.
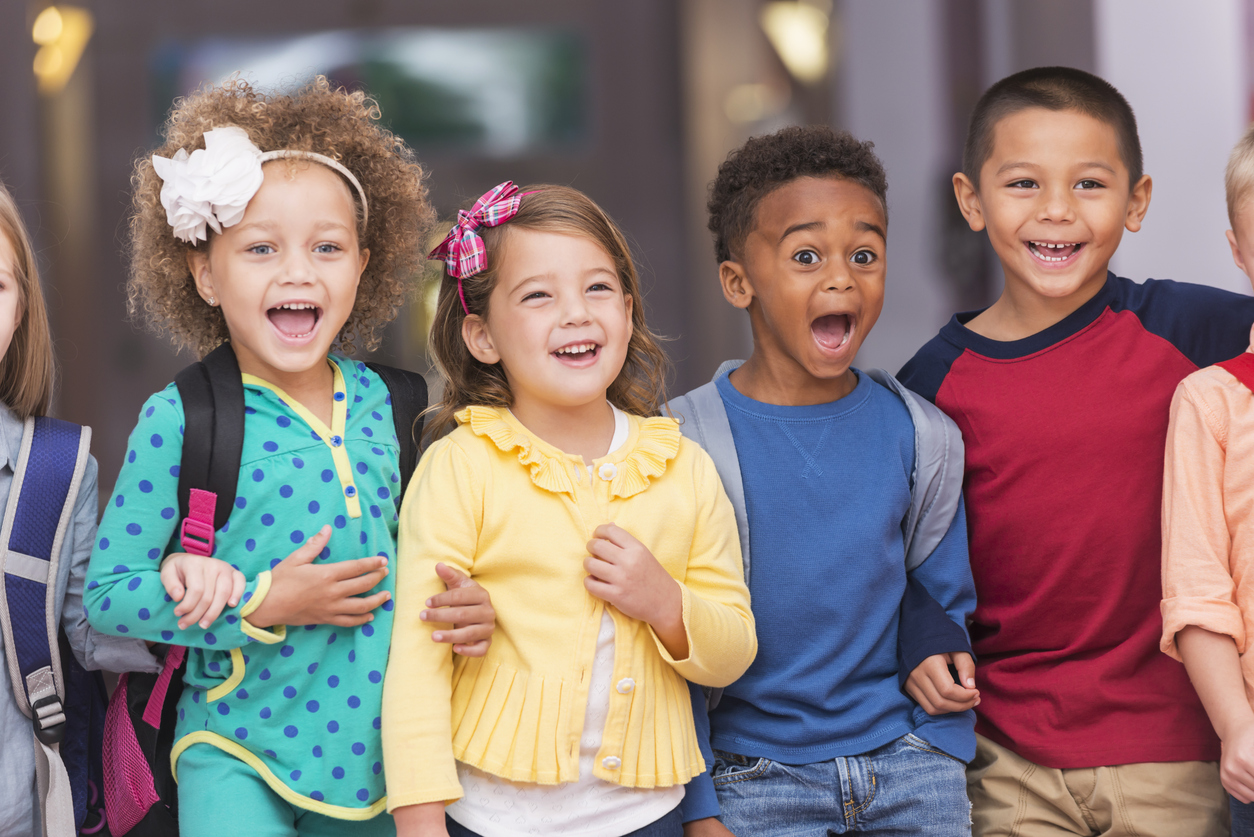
[383, 182, 757, 837]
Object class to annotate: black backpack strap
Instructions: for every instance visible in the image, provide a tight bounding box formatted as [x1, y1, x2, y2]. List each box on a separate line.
[174, 343, 245, 533]
[364, 363, 428, 500]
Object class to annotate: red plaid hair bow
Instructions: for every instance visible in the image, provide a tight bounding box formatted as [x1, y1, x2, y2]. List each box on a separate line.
[429, 181, 527, 314]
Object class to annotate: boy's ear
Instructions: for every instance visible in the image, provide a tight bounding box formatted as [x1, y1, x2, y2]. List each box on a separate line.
[186, 249, 216, 305]
[952, 173, 985, 232]
[461, 315, 501, 365]
[1227, 229, 1247, 273]
[719, 261, 755, 310]
[1124, 175, 1153, 233]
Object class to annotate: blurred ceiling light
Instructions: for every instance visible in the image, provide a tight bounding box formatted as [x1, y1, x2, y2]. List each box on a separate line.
[724, 83, 790, 124]
[32, 6, 93, 95]
[760, 0, 830, 84]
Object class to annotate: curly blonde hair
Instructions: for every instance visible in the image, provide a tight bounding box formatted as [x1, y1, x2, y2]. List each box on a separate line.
[128, 76, 434, 357]
[427, 185, 671, 437]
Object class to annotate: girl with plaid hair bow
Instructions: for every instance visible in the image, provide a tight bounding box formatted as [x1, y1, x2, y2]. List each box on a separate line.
[382, 183, 757, 837]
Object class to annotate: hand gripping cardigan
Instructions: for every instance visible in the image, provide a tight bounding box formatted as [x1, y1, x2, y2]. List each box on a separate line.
[381, 406, 757, 810]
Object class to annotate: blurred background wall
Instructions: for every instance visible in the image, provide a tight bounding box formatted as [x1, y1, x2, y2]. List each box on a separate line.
[0, 0, 1250, 500]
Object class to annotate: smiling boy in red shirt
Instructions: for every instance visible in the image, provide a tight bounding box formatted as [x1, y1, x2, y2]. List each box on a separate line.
[899, 66, 1254, 836]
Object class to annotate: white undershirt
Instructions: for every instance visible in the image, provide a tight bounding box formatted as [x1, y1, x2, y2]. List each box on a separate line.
[445, 405, 685, 837]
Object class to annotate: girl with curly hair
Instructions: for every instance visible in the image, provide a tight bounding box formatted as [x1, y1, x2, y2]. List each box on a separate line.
[84, 77, 496, 836]
[381, 183, 757, 837]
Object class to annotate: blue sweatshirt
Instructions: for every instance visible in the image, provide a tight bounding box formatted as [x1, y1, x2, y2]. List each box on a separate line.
[683, 369, 976, 817]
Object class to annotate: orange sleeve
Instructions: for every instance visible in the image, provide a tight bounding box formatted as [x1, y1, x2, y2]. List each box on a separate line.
[1161, 374, 1246, 660]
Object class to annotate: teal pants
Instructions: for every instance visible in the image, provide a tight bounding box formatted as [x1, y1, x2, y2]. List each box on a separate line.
[177, 744, 396, 837]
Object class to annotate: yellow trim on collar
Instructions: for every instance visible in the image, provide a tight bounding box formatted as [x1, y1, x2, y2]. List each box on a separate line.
[239, 570, 285, 644]
[172, 732, 387, 820]
[206, 648, 245, 702]
[242, 362, 361, 519]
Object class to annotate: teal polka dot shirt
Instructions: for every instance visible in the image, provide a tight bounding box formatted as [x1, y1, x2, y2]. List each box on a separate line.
[85, 357, 401, 817]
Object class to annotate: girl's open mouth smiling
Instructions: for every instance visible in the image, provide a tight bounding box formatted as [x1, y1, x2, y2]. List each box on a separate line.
[552, 342, 601, 366]
[267, 302, 323, 340]
[1027, 240, 1084, 264]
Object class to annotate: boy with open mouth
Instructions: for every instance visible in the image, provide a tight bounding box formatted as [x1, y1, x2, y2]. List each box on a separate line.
[676, 126, 979, 836]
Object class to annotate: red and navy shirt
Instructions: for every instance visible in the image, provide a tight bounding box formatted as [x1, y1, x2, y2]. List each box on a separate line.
[898, 273, 1254, 769]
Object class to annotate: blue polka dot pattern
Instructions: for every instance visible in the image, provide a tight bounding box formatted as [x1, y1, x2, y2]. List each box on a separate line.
[85, 361, 398, 811]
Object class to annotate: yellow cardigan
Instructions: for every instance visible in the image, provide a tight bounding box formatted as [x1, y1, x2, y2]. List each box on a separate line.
[381, 406, 756, 810]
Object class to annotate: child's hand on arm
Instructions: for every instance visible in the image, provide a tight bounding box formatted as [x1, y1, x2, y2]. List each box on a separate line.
[245, 525, 391, 628]
[584, 523, 687, 659]
[422, 562, 496, 657]
[393, 802, 449, 837]
[1177, 625, 1254, 802]
[160, 552, 246, 630]
[905, 652, 979, 715]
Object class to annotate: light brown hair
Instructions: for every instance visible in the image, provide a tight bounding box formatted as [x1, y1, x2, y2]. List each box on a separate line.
[427, 185, 670, 437]
[1226, 123, 1254, 226]
[128, 76, 434, 357]
[0, 181, 54, 419]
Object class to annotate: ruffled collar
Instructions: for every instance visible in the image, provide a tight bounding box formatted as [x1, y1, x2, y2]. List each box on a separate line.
[456, 405, 680, 498]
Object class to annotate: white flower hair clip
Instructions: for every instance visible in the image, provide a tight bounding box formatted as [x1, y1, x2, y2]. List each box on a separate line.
[152, 126, 369, 244]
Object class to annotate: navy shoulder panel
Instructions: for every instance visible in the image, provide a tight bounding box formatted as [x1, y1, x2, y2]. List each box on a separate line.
[1110, 275, 1254, 369]
[897, 327, 966, 405]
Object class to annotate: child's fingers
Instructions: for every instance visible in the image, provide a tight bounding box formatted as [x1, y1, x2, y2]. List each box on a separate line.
[1225, 772, 1254, 805]
[950, 652, 977, 689]
[452, 639, 492, 657]
[434, 562, 474, 588]
[338, 589, 391, 616]
[229, 569, 246, 609]
[904, 679, 938, 715]
[589, 523, 637, 550]
[328, 555, 389, 583]
[422, 603, 494, 626]
[431, 624, 494, 646]
[176, 570, 207, 622]
[197, 570, 236, 629]
[281, 525, 333, 567]
[583, 574, 616, 602]
[180, 573, 216, 630]
[160, 562, 186, 603]
[583, 553, 619, 582]
[426, 585, 490, 609]
[336, 567, 390, 598]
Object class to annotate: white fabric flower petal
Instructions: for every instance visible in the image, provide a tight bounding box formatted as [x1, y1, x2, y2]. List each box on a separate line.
[152, 127, 264, 243]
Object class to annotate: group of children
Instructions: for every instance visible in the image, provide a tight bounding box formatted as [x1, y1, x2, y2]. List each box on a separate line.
[5, 62, 1254, 837]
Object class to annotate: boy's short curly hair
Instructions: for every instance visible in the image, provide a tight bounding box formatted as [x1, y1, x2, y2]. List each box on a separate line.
[128, 76, 434, 357]
[707, 125, 888, 264]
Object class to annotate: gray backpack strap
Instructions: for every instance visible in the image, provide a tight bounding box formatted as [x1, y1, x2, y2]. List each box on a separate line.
[866, 369, 965, 572]
[667, 361, 747, 713]
[667, 360, 750, 586]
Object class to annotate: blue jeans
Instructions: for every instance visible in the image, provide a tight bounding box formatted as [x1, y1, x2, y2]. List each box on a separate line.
[1234, 794, 1254, 837]
[712, 732, 970, 836]
[445, 804, 681, 837]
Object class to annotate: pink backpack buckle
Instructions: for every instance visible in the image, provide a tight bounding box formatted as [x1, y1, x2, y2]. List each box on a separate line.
[179, 488, 217, 557]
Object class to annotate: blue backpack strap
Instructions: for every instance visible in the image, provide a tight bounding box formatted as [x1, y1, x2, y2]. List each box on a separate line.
[0, 415, 92, 836]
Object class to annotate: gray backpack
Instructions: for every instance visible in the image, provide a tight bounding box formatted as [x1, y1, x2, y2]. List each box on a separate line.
[667, 360, 965, 700]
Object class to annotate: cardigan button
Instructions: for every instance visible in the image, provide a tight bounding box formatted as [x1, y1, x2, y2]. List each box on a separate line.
[602, 756, 621, 770]
[616, 678, 635, 694]
[597, 462, 618, 481]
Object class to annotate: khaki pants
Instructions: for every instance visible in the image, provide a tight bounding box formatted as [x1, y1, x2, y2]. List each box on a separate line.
[967, 734, 1228, 837]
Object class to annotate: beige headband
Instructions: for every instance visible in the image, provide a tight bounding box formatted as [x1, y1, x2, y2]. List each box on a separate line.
[260, 149, 369, 227]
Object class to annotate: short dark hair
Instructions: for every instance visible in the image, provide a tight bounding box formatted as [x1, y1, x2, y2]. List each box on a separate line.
[708, 125, 888, 264]
[963, 66, 1142, 189]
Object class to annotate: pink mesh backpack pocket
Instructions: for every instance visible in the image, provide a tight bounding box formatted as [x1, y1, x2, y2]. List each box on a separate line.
[101, 645, 185, 836]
